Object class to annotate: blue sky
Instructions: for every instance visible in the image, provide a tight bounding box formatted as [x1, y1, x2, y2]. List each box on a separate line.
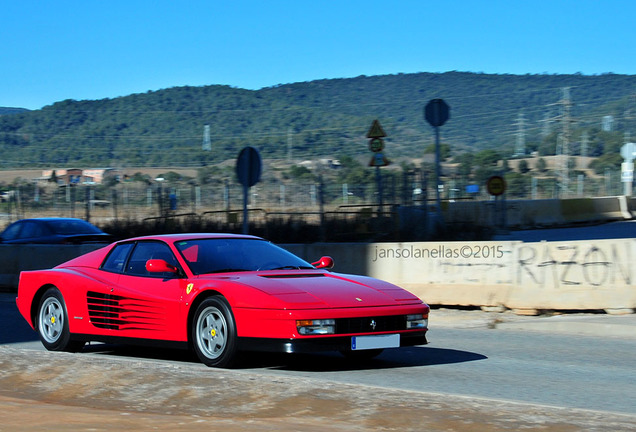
[2, 0, 635, 110]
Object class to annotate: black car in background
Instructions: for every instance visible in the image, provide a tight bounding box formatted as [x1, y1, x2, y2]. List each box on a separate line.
[0, 218, 110, 244]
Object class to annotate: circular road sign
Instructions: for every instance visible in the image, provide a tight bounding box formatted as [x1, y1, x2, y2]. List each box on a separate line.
[487, 175, 506, 196]
[425, 98, 450, 127]
[369, 138, 384, 153]
[621, 142, 636, 161]
[236, 146, 262, 188]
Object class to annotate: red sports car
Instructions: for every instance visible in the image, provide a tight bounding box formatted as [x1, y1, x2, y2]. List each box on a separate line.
[16, 234, 429, 367]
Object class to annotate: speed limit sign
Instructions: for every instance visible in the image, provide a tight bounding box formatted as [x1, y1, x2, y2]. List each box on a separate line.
[487, 176, 506, 196]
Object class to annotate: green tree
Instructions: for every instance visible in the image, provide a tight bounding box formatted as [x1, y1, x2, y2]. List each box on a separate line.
[424, 143, 451, 160]
[286, 165, 315, 181]
[454, 152, 474, 178]
[518, 159, 530, 174]
[586, 128, 624, 157]
[536, 158, 547, 172]
[504, 172, 530, 198]
[197, 167, 214, 185]
[538, 133, 558, 156]
[474, 149, 501, 167]
[474, 166, 499, 185]
[337, 155, 374, 195]
[567, 157, 577, 171]
[589, 153, 622, 174]
[129, 172, 152, 184]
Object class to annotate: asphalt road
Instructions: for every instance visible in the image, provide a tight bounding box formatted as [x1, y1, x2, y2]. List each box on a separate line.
[3, 293, 635, 418]
[494, 219, 636, 242]
[233, 323, 636, 416]
[263, 328, 636, 414]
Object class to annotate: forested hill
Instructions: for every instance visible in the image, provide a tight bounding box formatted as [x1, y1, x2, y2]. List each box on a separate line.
[0, 71, 634, 168]
[0, 107, 29, 115]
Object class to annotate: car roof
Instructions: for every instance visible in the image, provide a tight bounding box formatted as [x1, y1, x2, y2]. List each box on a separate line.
[14, 217, 93, 223]
[121, 233, 263, 243]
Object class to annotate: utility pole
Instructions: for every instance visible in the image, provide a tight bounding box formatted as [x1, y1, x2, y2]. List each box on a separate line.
[541, 112, 552, 140]
[545, 88, 576, 196]
[559, 87, 573, 195]
[580, 131, 589, 170]
[514, 112, 526, 156]
[581, 131, 589, 158]
[424, 99, 450, 225]
[287, 127, 293, 162]
[202, 124, 211, 151]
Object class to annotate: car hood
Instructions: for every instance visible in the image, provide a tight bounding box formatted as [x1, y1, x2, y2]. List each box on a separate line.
[201, 270, 422, 309]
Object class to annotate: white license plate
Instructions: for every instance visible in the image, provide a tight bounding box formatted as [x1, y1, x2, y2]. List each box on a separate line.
[351, 334, 400, 350]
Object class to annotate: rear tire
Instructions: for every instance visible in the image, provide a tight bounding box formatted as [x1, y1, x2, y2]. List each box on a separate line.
[192, 296, 237, 368]
[37, 287, 85, 352]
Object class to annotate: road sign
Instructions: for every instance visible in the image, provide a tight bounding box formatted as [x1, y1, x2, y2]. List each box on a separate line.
[369, 138, 384, 152]
[236, 146, 262, 234]
[621, 142, 636, 161]
[622, 161, 634, 182]
[369, 153, 390, 167]
[466, 184, 479, 194]
[366, 119, 387, 138]
[487, 175, 506, 196]
[236, 146, 262, 188]
[425, 99, 450, 127]
[622, 170, 634, 182]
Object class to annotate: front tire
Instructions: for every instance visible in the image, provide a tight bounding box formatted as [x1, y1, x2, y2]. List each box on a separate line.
[192, 296, 237, 368]
[37, 287, 85, 352]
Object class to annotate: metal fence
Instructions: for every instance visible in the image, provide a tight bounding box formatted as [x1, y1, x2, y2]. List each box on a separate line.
[0, 168, 628, 228]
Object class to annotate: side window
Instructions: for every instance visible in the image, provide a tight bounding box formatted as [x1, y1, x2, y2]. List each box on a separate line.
[101, 243, 134, 273]
[1, 222, 23, 241]
[125, 241, 179, 278]
[20, 221, 44, 239]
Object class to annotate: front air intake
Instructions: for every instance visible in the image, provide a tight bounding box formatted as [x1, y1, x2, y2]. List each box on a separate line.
[259, 273, 326, 279]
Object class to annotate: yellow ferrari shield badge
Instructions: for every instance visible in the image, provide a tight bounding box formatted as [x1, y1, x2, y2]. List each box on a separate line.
[186, 283, 194, 295]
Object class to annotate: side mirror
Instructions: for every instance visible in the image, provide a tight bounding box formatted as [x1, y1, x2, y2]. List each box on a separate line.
[146, 259, 178, 274]
[312, 256, 334, 269]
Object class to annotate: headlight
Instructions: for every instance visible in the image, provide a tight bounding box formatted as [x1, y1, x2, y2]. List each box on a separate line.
[406, 314, 428, 329]
[297, 319, 335, 335]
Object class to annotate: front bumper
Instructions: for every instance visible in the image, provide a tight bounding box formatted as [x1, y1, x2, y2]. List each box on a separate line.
[237, 331, 428, 354]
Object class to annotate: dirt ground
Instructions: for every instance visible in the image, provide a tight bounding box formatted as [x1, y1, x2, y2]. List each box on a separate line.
[1, 346, 634, 432]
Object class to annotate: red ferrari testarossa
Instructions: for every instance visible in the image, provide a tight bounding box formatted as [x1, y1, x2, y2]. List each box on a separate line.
[16, 233, 429, 367]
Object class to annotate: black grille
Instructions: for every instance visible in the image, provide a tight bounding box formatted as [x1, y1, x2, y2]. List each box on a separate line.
[335, 315, 406, 335]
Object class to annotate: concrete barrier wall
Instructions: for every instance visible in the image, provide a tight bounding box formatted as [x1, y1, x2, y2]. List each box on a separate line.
[0, 244, 106, 288]
[2, 240, 634, 313]
[285, 239, 636, 314]
[507, 239, 635, 312]
[443, 196, 634, 228]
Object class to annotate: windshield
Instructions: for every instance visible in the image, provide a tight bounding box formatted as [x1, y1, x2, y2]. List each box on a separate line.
[174, 238, 314, 275]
